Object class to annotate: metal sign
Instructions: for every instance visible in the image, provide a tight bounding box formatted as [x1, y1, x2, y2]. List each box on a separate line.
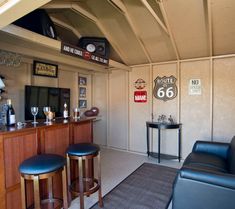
[134, 91, 147, 103]
[189, 79, 201, 95]
[61, 42, 109, 66]
[153, 76, 178, 101]
[134, 78, 146, 90]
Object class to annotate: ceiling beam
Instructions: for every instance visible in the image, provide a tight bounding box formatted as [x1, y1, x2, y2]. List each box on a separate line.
[107, 0, 152, 63]
[50, 16, 82, 38]
[43, 2, 130, 65]
[157, 0, 180, 60]
[0, 0, 51, 29]
[1, 24, 130, 71]
[140, 0, 169, 35]
[206, 0, 213, 56]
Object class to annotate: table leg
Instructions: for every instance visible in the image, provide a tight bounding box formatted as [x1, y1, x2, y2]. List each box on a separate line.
[178, 127, 181, 162]
[158, 129, 161, 163]
[147, 125, 150, 156]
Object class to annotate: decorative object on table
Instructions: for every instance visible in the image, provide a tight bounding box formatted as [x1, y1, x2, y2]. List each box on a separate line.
[134, 78, 146, 90]
[63, 102, 68, 119]
[0, 49, 21, 67]
[168, 115, 175, 124]
[33, 60, 58, 78]
[153, 75, 178, 101]
[79, 87, 86, 98]
[79, 100, 87, 109]
[157, 114, 167, 123]
[78, 76, 87, 86]
[188, 79, 202, 95]
[134, 91, 147, 103]
[84, 107, 99, 117]
[31, 107, 38, 124]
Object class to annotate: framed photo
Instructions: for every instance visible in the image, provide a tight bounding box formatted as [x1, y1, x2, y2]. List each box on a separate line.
[79, 87, 86, 98]
[33, 60, 58, 78]
[79, 76, 87, 86]
[79, 100, 87, 108]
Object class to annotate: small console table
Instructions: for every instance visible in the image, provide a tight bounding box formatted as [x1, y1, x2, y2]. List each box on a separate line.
[146, 121, 182, 163]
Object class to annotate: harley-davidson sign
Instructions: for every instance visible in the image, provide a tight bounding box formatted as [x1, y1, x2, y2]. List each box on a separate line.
[153, 76, 178, 101]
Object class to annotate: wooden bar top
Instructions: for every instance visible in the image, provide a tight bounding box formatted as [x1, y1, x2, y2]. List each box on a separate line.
[0, 116, 96, 134]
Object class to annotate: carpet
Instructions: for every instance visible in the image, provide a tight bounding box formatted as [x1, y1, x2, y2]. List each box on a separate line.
[90, 163, 178, 209]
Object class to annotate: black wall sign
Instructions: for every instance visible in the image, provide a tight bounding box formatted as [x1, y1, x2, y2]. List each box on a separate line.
[61, 42, 109, 66]
[153, 76, 178, 101]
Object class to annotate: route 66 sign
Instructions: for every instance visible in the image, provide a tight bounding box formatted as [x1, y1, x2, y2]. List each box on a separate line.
[153, 76, 178, 101]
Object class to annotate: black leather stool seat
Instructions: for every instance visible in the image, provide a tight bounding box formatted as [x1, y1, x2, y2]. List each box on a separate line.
[67, 143, 100, 156]
[19, 154, 66, 175]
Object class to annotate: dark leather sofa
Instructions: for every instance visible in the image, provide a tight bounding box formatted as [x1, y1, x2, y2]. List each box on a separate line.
[172, 136, 235, 209]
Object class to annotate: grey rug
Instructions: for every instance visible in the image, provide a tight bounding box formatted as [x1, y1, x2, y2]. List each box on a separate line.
[91, 163, 178, 209]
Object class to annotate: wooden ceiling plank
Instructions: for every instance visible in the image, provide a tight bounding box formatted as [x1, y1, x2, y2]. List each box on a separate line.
[0, 0, 51, 29]
[41, 2, 71, 9]
[140, 0, 169, 35]
[1, 24, 130, 71]
[71, 3, 130, 65]
[157, 0, 180, 60]
[50, 16, 82, 38]
[108, 0, 152, 63]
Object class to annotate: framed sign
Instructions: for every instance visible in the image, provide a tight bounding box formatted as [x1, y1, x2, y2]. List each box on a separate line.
[134, 91, 147, 103]
[79, 76, 87, 86]
[79, 87, 86, 98]
[153, 76, 178, 101]
[33, 61, 58, 78]
[189, 79, 201, 95]
[79, 100, 87, 108]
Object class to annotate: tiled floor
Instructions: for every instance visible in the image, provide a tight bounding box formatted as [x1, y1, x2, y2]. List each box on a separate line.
[69, 147, 182, 209]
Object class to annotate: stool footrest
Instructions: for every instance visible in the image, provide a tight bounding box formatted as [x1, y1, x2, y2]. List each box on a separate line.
[70, 177, 100, 197]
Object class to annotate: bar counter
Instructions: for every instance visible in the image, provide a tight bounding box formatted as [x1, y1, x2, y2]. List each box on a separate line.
[0, 116, 95, 209]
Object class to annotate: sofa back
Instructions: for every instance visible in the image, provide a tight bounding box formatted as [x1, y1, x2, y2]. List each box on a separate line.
[229, 136, 235, 174]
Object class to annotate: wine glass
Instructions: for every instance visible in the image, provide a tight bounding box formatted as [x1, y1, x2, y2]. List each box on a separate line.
[31, 107, 38, 124]
[43, 106, 51, 124]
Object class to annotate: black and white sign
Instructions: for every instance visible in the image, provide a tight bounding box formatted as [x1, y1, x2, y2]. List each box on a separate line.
[61, 42, 109, 66]
[153, 76, 178, 101]
[189, 79, 201, 95]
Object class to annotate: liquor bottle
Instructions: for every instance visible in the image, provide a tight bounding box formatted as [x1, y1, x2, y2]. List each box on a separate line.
[63, 102, 68, 119]
[6, 99, 16, 126]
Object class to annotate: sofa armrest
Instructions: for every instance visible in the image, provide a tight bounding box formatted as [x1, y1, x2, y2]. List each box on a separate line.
[193, 141, 230, 160]
[180, 167, 235, 189]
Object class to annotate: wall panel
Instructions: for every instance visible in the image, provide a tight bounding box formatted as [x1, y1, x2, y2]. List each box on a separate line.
[180, 60, 211, 158]
[213, 57, 235, 142]
[129, 66, 151, 153]
[108, 70, 128, 150]
[152, 63, 178, 156]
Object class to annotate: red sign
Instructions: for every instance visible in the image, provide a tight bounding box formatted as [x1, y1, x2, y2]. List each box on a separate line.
[134, 91, 147, 103]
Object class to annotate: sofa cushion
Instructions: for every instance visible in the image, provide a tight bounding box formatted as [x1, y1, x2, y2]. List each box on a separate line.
[184, 152, 228, 173]
[228, 136, 235, 174]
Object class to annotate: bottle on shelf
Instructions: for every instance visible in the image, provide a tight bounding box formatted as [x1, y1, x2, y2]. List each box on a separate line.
[63, 102, 68, 119]
[6, 99, 16, 126]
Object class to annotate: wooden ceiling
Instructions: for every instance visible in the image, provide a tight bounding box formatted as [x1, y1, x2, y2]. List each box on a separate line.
[1, 0, 235, 67]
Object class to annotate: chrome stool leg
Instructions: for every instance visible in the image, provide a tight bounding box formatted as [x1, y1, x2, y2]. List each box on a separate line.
[97, 152, 103, 207]
[79, 157, 84, 209]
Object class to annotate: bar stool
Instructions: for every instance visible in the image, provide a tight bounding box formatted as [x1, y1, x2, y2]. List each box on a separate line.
[66, 143, 103, 209]
[19, 154, 68, 209]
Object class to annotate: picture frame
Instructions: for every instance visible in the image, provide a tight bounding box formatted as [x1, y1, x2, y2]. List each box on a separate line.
[79, 76, 87, 86]
[79, 99, 87, 108]
[79, 87, 86, 98]
[33, 60, 58, 78]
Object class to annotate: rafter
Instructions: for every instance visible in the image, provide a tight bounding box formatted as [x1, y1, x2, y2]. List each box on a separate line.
[107, 0, 152, 63]
[157, 0, 180, 60]
[0, 0, 51, 29]
[140, 0, 169, 35]
[206, 0, 213, 56]
[50, 16, 81, 38]
[43, 2, 129, 65]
